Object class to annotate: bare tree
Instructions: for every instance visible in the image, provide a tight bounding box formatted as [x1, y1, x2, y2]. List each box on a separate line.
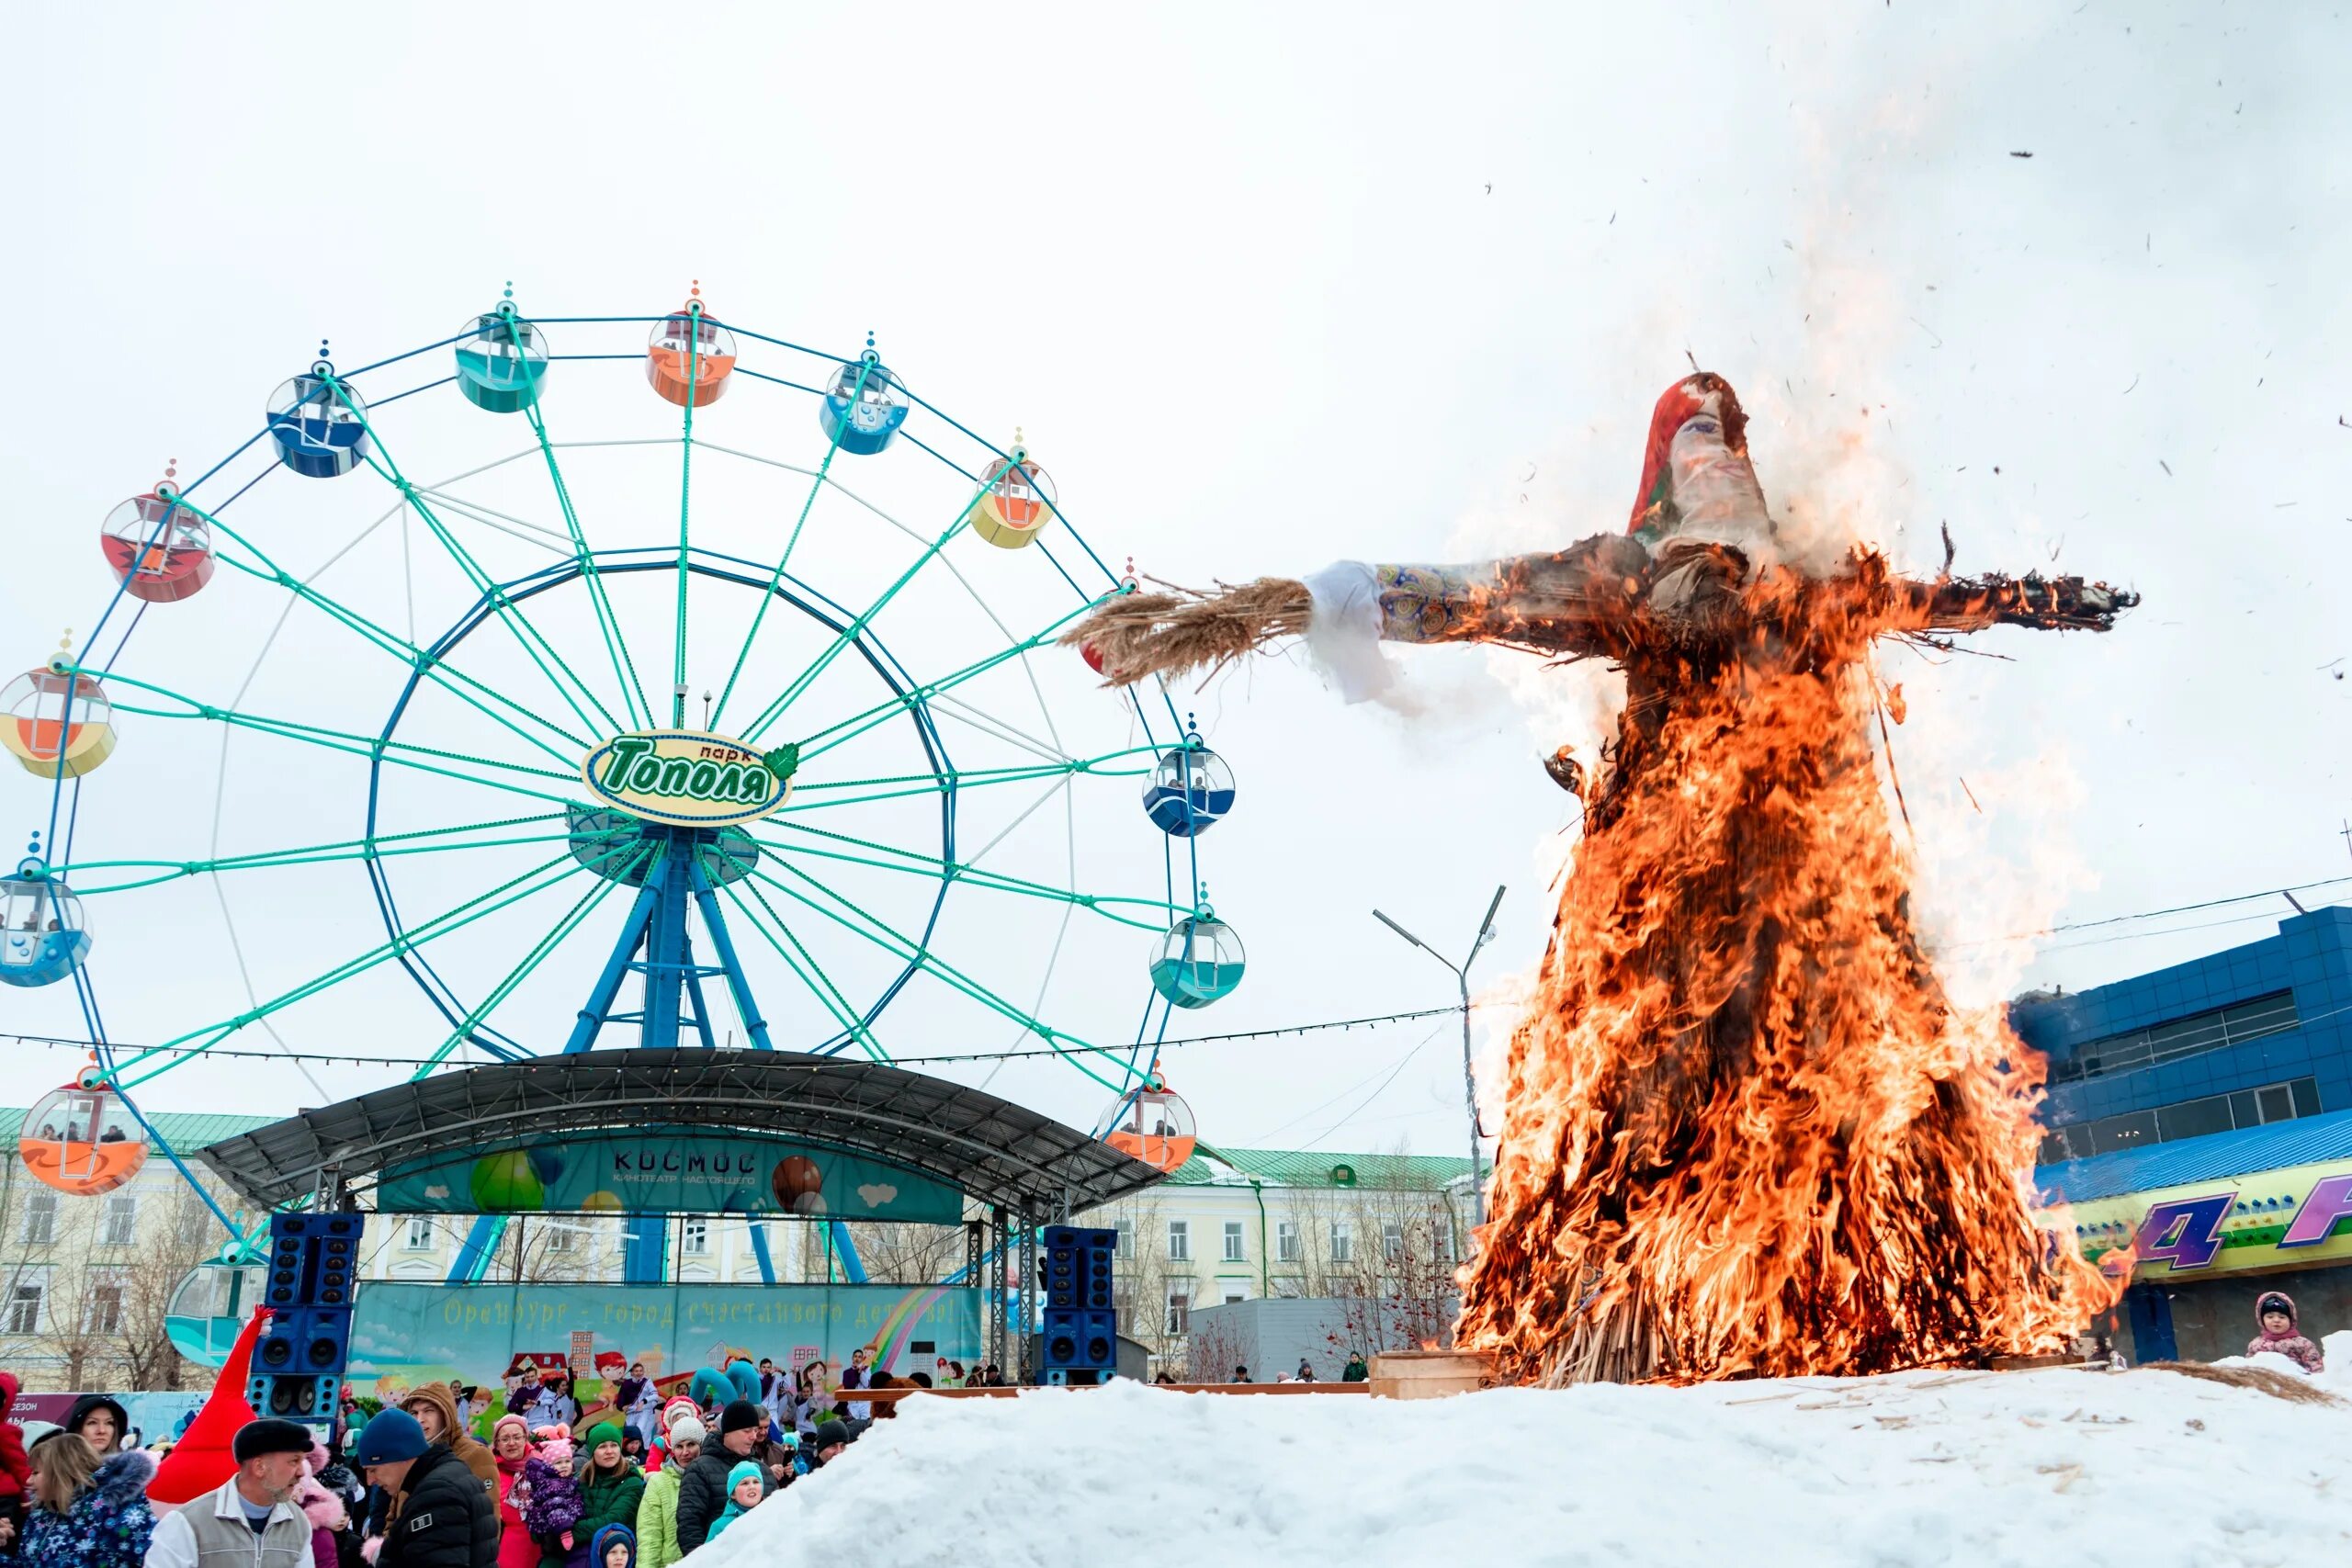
[839, 1221, 967, 1284]
[119, 1187, 236, 1390]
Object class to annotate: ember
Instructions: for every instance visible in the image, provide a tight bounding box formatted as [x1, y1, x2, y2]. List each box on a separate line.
[1069, 371, 2135, 1382]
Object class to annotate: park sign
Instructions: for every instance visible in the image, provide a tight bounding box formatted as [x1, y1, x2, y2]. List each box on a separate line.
[581, 730, 797, 828]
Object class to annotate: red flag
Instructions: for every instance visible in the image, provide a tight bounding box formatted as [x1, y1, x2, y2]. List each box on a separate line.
[146, 1307, 268, 1506]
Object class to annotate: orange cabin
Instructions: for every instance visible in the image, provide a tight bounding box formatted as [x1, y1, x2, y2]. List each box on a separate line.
[1102, 1085, 1197, 1174]
[19, 1080, 148, 1197]
[647, 307, 738, 408]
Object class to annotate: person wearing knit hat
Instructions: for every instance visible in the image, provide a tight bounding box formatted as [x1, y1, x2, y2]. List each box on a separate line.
[703, 1463, 763, 1543]
[353, 1410, 499, 1568]
[574, 1422, 643, 1551]
[629, 1418, 700, 1568]
[669, 1404, 772, 1553]
[519, 1427, 585, 1568]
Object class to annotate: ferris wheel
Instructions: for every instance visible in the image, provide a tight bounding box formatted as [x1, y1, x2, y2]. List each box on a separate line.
[5, 284, 1245, 1233]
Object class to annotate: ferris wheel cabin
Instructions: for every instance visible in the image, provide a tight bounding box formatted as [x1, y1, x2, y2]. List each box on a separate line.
[2, 667, 116, 779]
[818, 352, 910, 455]
[99, 485, 214, 604]
[1102, 1084, 1197, 1173]
[1149, 912, 1246, 1010]
[266, 371, 373, 478]
[454, 308, 551, 413]
[1142, 745, 1237, 837]
[646, 304, 737, 408]
[17, 1072, 148, 1196]
[0, 868, 88, 987]
[968, 451, 1057, 549]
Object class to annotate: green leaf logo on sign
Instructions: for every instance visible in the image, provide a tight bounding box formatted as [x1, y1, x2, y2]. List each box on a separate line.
[582, 730, 792, 827]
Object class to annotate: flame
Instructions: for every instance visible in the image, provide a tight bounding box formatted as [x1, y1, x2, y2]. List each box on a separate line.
[1453, 553, 2122, 1383]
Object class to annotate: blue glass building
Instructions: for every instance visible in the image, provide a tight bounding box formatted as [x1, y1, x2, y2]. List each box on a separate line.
[2013, 906, 2352, 1362]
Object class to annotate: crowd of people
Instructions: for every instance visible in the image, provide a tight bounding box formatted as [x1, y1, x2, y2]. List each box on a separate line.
[0, 1349, 917, 1568]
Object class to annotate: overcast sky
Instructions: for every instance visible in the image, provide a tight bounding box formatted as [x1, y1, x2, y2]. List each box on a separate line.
[3, 3, 2347, 1169]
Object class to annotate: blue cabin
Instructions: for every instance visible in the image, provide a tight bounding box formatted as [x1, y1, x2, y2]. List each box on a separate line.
[454, 310, 550, 413]
[1142, 746, 1236, 837]
[0, 872, 88, 988]
[1148, 915, 1246, 1010]
[266, 372, 372, 478]
[818, 354, 909, 456]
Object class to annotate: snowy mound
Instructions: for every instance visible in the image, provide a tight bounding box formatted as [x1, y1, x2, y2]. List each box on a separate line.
[691, 1360, 2352, 1568]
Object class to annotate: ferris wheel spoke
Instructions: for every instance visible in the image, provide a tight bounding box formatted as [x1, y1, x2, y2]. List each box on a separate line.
[746, 818, 1175, 933]
[102, 850, 594, 1090]
[735, 468, 1005, 745]
[56, 812, 573, 895]
[707, 357, 879, 734]
[194, 508, 586, 764]
[408, 855, 649, 1081]
[321, 373, 630, 740]
[742, 860, 1136, 1094]
[926, 691, 1076, 764]
[85, 669, 585, 808]
[521, 400, 657, 730]
[783, 598, 1112, 763]
[777, 742, 1158, 814]
[718, 879, 887, 1061]
[403, 487, 572, 555]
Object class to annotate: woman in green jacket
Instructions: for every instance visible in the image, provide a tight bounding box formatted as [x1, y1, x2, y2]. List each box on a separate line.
[574, 1424, 646, 1547]
[632, 1419, 701, 1568]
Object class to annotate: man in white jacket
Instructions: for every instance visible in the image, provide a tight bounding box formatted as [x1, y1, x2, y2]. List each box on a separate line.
[145, 1418, 313, 1568]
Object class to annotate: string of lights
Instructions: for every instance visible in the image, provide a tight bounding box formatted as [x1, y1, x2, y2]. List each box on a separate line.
[0, 1004, 1470, 1073]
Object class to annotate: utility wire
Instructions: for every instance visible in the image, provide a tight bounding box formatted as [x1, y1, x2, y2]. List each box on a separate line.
[0, 1005, 1468, 1073]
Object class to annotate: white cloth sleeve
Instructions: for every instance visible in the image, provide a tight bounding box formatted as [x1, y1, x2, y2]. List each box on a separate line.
[144, 1505, 199, 1568]
[1301, 559, 1395, 705]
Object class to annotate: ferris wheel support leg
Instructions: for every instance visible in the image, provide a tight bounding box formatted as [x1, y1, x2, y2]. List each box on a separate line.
[747, 1221, 778, 1287]
[641, 848, 696, 1049]
[564, 876, 661, 1055]
[447, 1215, 507, 1285]
[689, 861, 775, 1052]
[678, 930, 720, 1051]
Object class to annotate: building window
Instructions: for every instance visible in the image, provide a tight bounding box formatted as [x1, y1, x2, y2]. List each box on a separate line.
[1277, 1221, 1300, 1263]
[2047, 991, 2300, 1084]
[22, 1192, 57, 1247]
[1272, 1276, 1305, 1299]
[1167, 1220, 1190, 1262]
[84, 1277, 124, 1336]
[403, 1216, 435, 1252]
[1221, 1282, 1249, 1304]
[1222, 1222, 1245, 1262]
[548, 1223, 579, 1254]
[99, 1195, 136, 1247]
[1164, 1287, 1190, 1337]
[682, 1218, 709, 1256]
[1114, 1221, 1134, 1259]
[1113, 1280, 1136, 1335]
[4, 1279, 43, 1335]
[1329, 1222, 1353, 1263]
[2040, 1075, 2324, 1165]
[1384, 1222, 1406, 1262]
[175, 1199, 211, 1248]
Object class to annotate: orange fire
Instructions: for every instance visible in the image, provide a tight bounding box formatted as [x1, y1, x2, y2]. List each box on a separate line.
[1453, 554, 2123, 1383]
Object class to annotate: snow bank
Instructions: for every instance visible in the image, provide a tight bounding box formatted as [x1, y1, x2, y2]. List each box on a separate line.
[692, 1367, 2352, 1568]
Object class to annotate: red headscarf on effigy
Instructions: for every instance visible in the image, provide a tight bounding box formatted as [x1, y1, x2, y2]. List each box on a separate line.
[1626, 372, 1749, 536]
[146, 1307, 267, 1506]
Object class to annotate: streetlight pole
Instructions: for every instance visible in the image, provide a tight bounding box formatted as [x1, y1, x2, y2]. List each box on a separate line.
[1373, 885, 1505, 1227]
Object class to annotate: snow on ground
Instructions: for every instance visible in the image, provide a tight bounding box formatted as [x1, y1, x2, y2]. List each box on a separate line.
[695, 1351, 2352, 1568]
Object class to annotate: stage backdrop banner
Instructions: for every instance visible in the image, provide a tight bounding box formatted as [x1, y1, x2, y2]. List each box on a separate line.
[346, 1281, 984, 1403]
[377, 1127, 962, 1224]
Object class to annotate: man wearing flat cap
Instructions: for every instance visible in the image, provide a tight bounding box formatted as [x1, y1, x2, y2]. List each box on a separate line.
[145, 1417, 314, 1568]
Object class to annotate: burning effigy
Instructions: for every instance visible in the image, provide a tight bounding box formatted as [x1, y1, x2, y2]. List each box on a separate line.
[1069, 373, 2135, 1383]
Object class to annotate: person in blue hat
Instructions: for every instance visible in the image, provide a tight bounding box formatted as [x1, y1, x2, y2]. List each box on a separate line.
[355, 1409, 498, 1568]
[702, 1464, 763, 1543]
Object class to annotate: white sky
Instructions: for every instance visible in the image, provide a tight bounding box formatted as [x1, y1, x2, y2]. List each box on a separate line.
[2, 3, 2348, 1170]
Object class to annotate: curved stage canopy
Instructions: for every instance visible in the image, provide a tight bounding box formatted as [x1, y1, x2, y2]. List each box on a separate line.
[197, 1047, 1165, 1217]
